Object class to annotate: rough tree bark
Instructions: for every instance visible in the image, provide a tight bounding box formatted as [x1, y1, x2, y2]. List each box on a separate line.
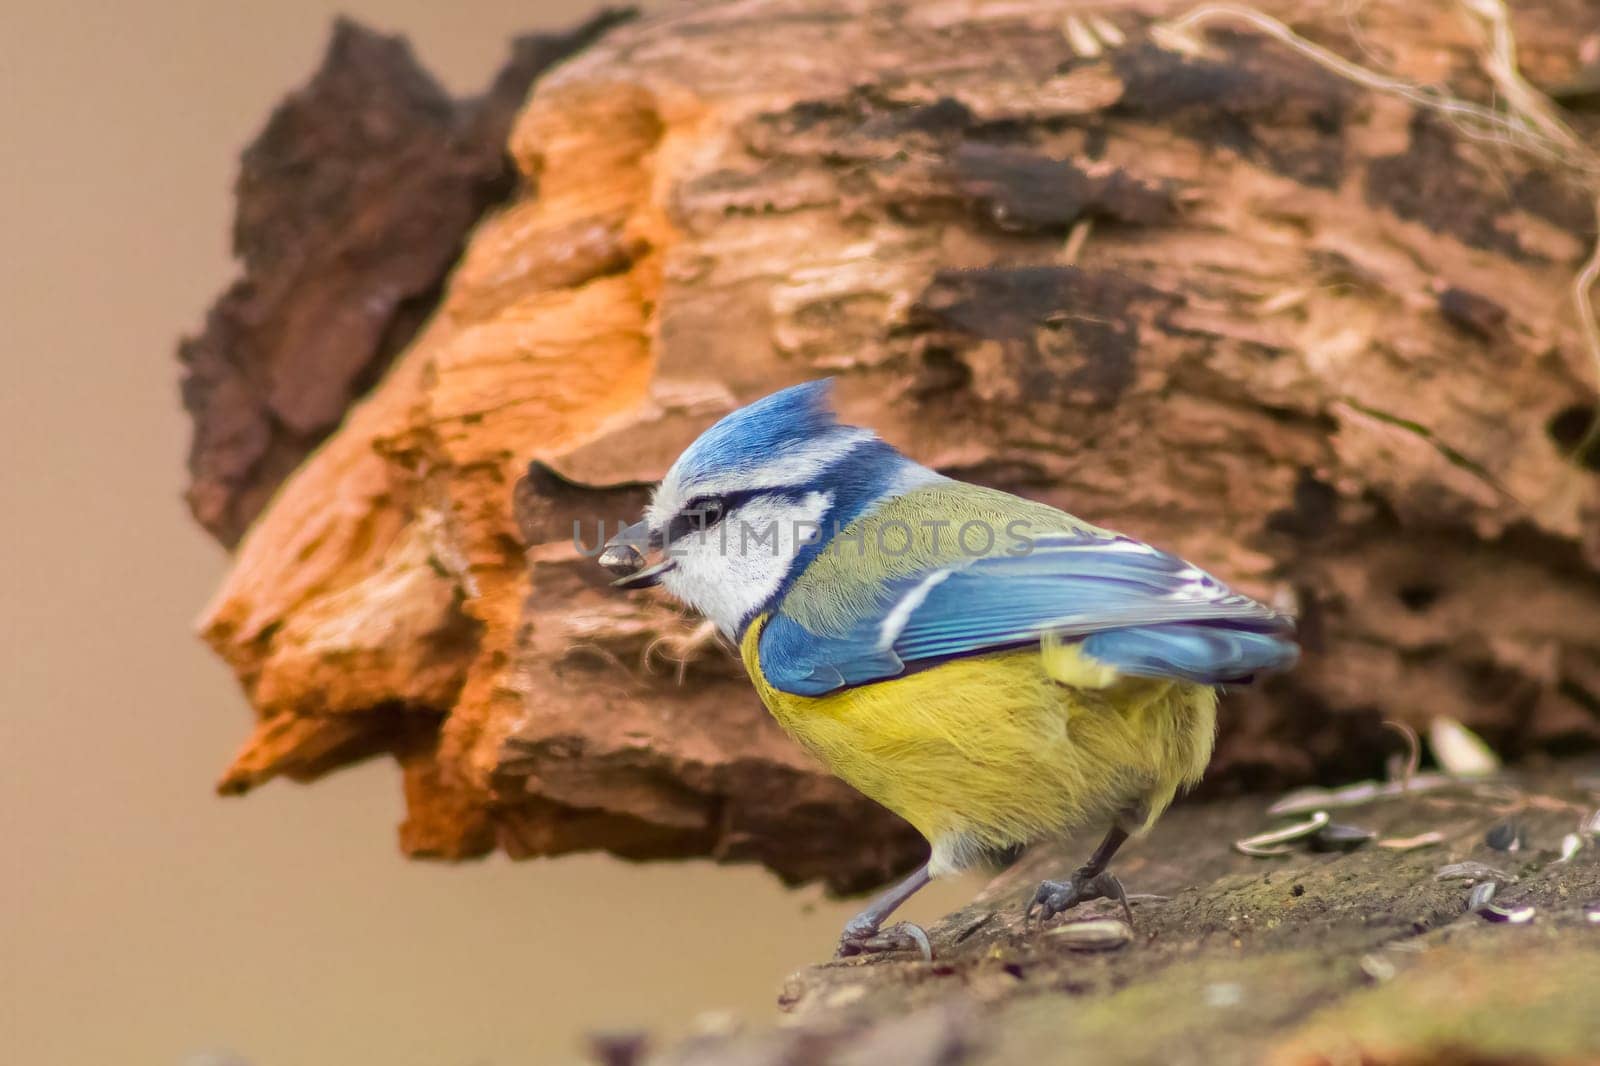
[184, 0, 1600, 897]
[179, 11, 634, 547]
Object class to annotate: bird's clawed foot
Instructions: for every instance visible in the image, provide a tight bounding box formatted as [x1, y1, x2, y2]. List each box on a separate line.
[837, 920, 934, 961]
[1026, 869, 1133, 926]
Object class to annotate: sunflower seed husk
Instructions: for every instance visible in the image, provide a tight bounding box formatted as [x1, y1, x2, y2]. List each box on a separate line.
[1557, 833, 1582, 862]
[1466, 881, 1498, 912]
[1234, 841, 1295, 858]
[1584, 900, 1600, 924]
[1478, 902, 1535, 924]
[1428, 717, 1500, 777]
[1484, 821, 1524, 852]
[1266, 774, 1454, 817]
[1234, 810, 1331, 857]
[1309, 823, 1376, 853]
[1268, 786, 1364, 818]
[1437, 861, 1510, 883]
[1378, 831, 1446, 851]
[1464, 880, 1536, 924]
[1047, 918, 1132, 951]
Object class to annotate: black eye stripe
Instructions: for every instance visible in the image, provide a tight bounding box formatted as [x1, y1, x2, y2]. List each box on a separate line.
[666, 495, 724, 544]
[686, 494, 726, 517]
[664, 489, 779, 544]
[665, 513, 702, 545]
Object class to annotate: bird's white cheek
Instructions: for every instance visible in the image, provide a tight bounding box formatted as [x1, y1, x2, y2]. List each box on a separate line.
[661, 549, 754, 638]
[655, 493, 832, 636]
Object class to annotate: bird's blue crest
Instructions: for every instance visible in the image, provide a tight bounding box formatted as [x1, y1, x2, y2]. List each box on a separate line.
[671, 378, 856, 484]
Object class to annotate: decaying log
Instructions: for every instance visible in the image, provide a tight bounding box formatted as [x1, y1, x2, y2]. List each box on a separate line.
[185, 0, 1600, 890]
[179, 10, 633, 546]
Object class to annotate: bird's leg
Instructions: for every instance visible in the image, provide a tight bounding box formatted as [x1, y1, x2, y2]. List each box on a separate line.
[837, 862, 935, 960]
[1026, 824, 1134, 926]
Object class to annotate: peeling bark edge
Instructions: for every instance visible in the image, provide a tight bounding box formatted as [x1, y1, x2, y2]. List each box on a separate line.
[178, 9, 635, 547]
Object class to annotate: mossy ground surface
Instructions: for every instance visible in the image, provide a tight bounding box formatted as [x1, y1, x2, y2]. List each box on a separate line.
[651, 763, 1599, 1065]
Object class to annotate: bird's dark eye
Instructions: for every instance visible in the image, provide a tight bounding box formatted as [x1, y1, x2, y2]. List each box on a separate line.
[665, 495, 730, 544]
[690, 495, 726, 527]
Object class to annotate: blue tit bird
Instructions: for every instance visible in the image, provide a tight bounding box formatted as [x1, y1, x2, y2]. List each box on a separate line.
[598, 379, 1298, 958]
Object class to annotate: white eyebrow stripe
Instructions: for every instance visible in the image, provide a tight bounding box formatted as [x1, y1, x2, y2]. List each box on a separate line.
[645, 429, 882, 533]
[878, 569, 953, 650]
[679, 429, 877, 500]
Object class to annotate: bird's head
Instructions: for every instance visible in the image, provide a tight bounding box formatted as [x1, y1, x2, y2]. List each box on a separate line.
[599, 379, 922, 637]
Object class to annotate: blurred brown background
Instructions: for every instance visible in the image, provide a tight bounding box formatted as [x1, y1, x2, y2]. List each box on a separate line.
[0, 3, 975, 1063]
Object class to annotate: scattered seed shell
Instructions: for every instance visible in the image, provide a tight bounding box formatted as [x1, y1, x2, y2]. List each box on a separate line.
[1464, 880, 1536, 924]
[1267, 786, 1352, 818]
[1379, 831, 1446, 851]
[1234, 841, 1295, 858]
[1310, 823, 1376, 853]
[1478, 902, 1535, 924]
[1584, 900, 1600, 924]
[1429, 717, 1500, 777]
[1266, 774, 1453, 817]
[1557, 834, 1582, 862]
[1047, 918, 1133, 951]
[1436, 861, 1510, 883]
[1484, 821, 1524, 852]
[1235, 810, 1331, 857]
[1266, 787, 1344, 818]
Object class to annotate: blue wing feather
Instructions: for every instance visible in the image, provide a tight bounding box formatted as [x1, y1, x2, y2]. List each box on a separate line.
[759, 532, 1297, 696]
[1082, 623, 1299, 684]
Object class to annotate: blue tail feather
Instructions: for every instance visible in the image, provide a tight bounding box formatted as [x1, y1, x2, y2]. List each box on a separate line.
[1082, 622, 1299, 684]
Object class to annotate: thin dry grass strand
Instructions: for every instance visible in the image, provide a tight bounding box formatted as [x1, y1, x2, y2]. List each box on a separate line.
[1383, 719, 1422, 791]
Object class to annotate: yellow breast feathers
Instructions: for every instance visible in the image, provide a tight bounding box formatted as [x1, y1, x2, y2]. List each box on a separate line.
[742, 616, 1217, 875]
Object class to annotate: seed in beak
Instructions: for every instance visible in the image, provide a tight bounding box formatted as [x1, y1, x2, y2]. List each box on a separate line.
[598, 542, 647, 577]
[609, 557, 678, 589]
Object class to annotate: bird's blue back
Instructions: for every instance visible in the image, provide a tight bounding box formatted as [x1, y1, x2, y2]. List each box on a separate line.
[758, 478, 1297, 697]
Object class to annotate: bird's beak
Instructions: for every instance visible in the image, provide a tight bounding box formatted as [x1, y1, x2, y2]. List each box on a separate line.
[599, 519, 676, 589]
[610, 556, 677, 589]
